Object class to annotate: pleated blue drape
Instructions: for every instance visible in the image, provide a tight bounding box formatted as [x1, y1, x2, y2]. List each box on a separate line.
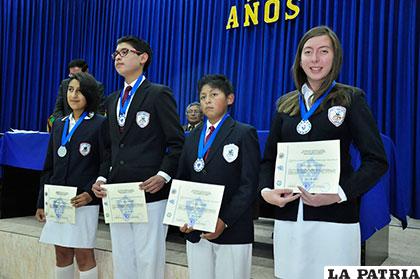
[1, 0, 419, 218]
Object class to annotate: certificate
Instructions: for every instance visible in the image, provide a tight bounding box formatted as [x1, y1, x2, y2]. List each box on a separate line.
[274, 140, 340, 194]
[163, 179, 225, 233]
[102, 182, 148, 224]
[44, 185, 77, 224]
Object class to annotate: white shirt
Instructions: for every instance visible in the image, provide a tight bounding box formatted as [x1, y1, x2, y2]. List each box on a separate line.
[301, 83, 315, 110]
[205, 114, 225, 137]
[66, 112, 94, 139]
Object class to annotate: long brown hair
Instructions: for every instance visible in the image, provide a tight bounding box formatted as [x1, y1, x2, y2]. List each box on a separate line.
[278, 26, 350, 115]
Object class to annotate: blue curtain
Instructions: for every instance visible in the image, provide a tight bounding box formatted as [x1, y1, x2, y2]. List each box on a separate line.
[1, 0, 419, 218]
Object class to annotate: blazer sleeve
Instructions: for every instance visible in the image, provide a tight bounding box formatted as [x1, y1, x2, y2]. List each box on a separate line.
[259, 113, 283, 193]
[176, 136, 192, 182]
[52, 81, 65, 118]
[98, 117, 111, 178]
[154, 87, 185, 178]
[36, 127, 55, 208]
[342, 90, 388, 200]
[219, 127, 261, 227]
[84, 118, 111, 200]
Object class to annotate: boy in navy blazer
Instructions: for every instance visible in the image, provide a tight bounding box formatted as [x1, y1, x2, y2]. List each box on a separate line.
[177, 74, 260, 279]
[92, 36, 184, 279]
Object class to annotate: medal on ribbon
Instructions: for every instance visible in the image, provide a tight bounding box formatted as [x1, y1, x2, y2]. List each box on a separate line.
[58, 111, 88, 157]
[296, 120, 312, 135]
[297, 81, 336, 135]
[194, 114, 230, 172]
[118, 75, 145, 127]
[193, 158, 205, 172]
[57, 146, 67, 157]
[118, 115, 126, 127]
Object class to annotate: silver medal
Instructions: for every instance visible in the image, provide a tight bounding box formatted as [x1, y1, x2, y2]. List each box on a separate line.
[193, 158, 205, 172]
[296, 120, 312, 135]
[118, 115, 126, 127]
[57, 146, 67, 157]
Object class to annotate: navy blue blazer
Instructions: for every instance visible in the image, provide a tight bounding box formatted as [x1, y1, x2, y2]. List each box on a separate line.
[37, 113, 110, 208]
[259, 84, 388, 223]
[177, 116, 261, 244]
[105, 79, 185, 203]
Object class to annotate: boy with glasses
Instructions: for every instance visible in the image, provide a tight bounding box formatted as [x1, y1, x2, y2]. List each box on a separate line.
[92, 36, 184, 279]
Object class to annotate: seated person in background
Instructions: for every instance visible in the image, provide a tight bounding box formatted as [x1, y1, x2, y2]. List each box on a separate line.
[48, 59, 105, 129]
[183, 102, 203, 131]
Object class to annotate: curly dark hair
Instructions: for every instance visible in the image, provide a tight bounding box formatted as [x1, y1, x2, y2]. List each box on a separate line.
[68, 72, 99, 113]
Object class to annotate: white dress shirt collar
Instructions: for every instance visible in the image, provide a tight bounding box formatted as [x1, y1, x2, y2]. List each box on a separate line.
[301, 83, 314, 110]
[206, 114, 226, 134]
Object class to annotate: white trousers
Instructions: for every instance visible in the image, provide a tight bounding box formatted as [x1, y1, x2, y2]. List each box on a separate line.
[186, 239, 252, 279]
[109, 200, 168, 279]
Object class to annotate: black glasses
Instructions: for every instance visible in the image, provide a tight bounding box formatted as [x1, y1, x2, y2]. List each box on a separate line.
[111, 48, 142, 60]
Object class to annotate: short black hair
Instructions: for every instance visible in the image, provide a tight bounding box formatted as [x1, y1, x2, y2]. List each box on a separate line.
[198, 74, 234, 97]
[117, 36, 153, 71]
[68, 72, 99, 113]
[68, 59, 88, 72]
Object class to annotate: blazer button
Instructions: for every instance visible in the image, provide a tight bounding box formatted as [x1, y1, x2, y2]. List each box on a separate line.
[119, 160, 125, 165]
[119, 143, 124, 148]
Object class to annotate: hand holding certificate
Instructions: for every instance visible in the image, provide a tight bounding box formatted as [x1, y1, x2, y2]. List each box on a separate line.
[102, 182, 148, 224]
[275, 140, 340, 194]
[44, 185, 77, 224]
[163, 179, 225, 233]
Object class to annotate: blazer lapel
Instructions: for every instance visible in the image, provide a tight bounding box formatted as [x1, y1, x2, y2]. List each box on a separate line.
[190, 127, 202, 158]
[108, 91, 122, 140]
[120, 79, 151, 140]
[205, 116, 235, 165]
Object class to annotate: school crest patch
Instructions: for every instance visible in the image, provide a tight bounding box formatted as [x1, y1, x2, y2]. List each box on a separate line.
[223, 143, 239, 163]
[328, 106, 346, 127]
[79, 142, 91, 156]
[136, 111, 150, 128]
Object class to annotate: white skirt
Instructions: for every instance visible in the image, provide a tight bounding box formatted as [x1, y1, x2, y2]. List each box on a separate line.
[273, 200, 360, 279]
[40, 205, 99, 248]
